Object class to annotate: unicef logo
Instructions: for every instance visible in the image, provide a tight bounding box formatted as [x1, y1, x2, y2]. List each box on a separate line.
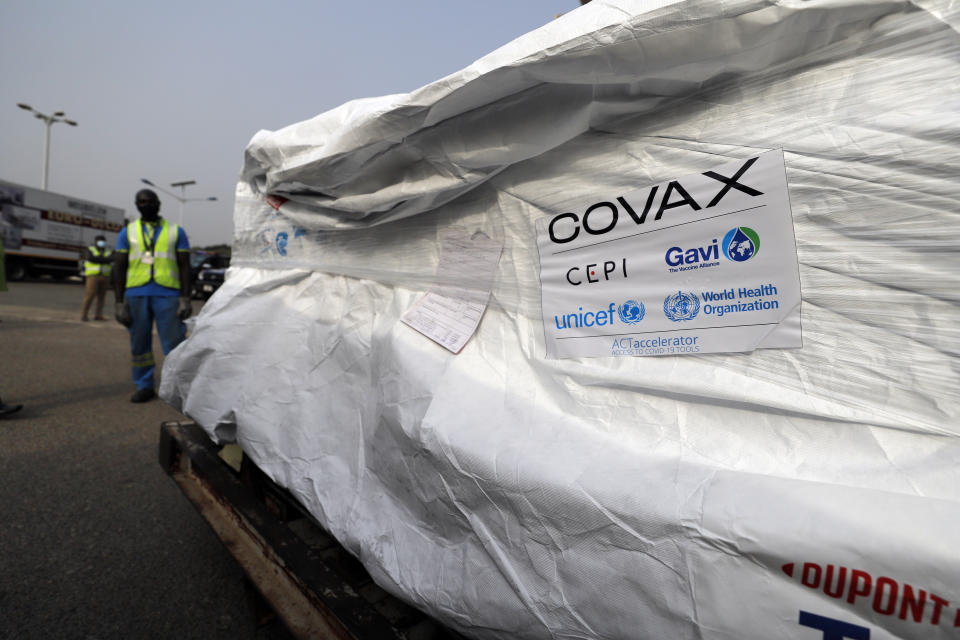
[617, 300, 646, 324]
[663, 291, 700, 322]
[722, 226, 760, 262]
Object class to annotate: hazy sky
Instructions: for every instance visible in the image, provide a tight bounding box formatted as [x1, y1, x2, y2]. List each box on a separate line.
[2, 1, 581, 247]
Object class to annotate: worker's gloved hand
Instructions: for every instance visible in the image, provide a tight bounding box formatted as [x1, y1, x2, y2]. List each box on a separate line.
[115, 302, 133, 327]
[177, 296, 192, 320]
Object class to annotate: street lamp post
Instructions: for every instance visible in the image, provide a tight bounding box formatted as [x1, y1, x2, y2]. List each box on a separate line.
[17, 103, 78, 190]
[140, 178, 217, 226]
[170, 180, 196, 225]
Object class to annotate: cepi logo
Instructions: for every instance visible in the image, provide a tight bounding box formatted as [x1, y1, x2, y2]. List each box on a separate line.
[722, 226, 760, 262]
[663, 291, 700, 321]
[617, 300, 645, 324]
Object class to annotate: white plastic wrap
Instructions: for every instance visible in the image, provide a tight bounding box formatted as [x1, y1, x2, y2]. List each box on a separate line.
[161, 1, 960, 638]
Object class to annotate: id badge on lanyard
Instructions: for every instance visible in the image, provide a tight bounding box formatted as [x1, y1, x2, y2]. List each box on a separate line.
[141, 222, 158, 265]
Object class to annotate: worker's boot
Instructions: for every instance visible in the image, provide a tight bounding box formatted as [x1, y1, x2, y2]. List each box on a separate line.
[0, 400, 23, 417]
[130, 388, 156, 403]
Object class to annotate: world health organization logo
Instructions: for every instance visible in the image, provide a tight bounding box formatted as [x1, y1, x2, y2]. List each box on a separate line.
[663, 291, 700, 322]
[722, 226, 760, 262]
[617, 300, 646, 324]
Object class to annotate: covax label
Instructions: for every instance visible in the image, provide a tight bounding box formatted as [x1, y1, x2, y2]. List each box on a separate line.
[536, 149, 802, 358]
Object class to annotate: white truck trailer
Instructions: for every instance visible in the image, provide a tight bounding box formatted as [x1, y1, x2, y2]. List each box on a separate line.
[0, 179, 125, 280]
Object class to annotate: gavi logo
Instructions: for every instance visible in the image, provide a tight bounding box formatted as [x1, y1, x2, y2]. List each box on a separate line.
[722, 226, 759, 261]
[664, 227, 760, 268]
[665, 238, 719, 267]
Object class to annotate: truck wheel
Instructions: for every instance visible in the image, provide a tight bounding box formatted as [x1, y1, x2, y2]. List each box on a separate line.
[6, 257, 27, 281]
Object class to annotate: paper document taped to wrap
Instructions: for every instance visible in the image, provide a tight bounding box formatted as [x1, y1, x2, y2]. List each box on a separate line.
[402, 231, 503, 353]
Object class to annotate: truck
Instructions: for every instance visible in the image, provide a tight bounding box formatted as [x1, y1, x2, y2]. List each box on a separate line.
[0, 179, 125, 281]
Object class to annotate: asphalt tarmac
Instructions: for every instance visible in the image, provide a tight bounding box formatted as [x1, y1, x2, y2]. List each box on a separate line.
[0, 279, 291, 640]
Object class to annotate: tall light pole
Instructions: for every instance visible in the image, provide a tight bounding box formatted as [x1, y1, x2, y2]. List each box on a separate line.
[17, 103, 78, 190]
[140, 178, 217, 226]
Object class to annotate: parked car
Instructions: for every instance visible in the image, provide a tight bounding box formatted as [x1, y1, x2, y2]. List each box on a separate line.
[193, 256, 230, 300]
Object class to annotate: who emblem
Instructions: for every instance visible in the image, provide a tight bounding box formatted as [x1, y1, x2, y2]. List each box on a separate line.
[663, 291, 700, 322]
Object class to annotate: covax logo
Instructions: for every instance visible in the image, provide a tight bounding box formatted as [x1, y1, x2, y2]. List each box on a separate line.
[548, 156, 764, 244]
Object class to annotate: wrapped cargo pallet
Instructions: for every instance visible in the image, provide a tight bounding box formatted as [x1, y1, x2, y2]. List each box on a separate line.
[160, 1, 960, 638]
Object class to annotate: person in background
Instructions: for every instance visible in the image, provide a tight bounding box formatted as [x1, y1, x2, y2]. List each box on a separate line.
[0, 237, 24, 416]
[80, 234, 113, 321]
[112, 189, 192, 403]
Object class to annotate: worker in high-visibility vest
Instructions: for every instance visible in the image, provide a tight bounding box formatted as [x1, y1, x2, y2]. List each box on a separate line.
[80, 234, 113, 321]
[112, 189, 193, 403]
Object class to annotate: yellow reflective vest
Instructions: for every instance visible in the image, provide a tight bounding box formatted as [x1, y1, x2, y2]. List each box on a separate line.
[125, 219, 181, 290]
[84, 246, 112, 277]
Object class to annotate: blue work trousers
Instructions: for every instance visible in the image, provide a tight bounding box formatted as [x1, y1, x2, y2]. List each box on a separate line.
[127, 295, 186, 391]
